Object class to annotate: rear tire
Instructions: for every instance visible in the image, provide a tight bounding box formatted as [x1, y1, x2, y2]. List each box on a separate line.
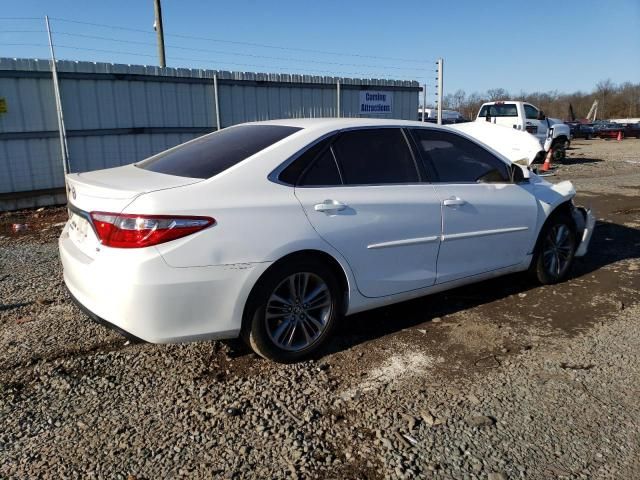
[243, 258, 342, 363]
[552, 147, 566, 163]
[530, 213, 577, 285]
[551, 138, 568, 163]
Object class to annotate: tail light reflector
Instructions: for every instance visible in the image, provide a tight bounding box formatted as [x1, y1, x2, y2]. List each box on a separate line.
[90, 212, 214, 248]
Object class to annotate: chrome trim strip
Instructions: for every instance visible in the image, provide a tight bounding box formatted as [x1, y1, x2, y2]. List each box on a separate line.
[443, 226, 528, 241]
[367, 235, 440, 249]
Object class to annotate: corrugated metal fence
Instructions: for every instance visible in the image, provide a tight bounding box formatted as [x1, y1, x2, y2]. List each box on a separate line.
[0, 58, 420, 209]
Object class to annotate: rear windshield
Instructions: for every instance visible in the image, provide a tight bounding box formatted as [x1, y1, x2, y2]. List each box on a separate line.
[136, 125, 301, 178]
[478, 104, 518, 117]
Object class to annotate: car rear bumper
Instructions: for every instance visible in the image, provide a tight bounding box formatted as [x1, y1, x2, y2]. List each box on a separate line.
[66, 287, 145, 343]
[59, 224, 271, 343]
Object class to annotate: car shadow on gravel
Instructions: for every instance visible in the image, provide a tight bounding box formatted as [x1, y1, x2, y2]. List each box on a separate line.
[223, 219, 640, 361]
[322, 219, 640, 357]
[561, 157, 603, 166]
[571, 220, 640, 277]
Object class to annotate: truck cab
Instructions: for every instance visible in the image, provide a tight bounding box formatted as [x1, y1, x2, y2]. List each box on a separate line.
[476, 101, 571, 162]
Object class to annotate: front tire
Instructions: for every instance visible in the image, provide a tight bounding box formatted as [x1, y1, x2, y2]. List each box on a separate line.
[552, 147, 566, 163]
[244, 259, 342, 363]
[530, 214, 577, 284]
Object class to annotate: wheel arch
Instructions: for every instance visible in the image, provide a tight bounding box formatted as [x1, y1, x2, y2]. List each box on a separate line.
[531, 200, 576, 256]
[240, 249, 352, 335]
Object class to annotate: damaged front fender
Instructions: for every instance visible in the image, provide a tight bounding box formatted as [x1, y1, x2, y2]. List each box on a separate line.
[532, 179, 594, 257]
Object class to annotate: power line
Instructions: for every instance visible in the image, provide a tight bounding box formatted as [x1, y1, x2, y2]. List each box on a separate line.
[0, 17, 432, 80]
[49, 44, 418, 79]
[0, 17, 41, 20]
[49, 16, 428, 64]
[0, 41, 423, 80]
[0, 30, 45, 33]
[49, 31, 428, 74]
[0, 43, 48, 48]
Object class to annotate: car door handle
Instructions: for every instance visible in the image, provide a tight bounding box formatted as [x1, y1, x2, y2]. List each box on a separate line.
[314, 200, 347, 212]
[443, 197, 466, 207]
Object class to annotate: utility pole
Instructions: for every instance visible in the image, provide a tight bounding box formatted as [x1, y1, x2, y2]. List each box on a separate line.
[153, 0, 166, 67]
[436, 58, 444, 125]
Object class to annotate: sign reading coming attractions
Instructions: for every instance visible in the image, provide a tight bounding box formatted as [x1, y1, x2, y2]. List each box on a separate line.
[359, 91, 393, 115]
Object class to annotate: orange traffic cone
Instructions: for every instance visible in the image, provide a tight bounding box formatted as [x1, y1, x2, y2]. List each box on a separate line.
[617, 131, 623, 141]
[541, 149, 553, 172]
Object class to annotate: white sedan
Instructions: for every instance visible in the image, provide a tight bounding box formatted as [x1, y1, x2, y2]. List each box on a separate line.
[59, 119, 594, 362]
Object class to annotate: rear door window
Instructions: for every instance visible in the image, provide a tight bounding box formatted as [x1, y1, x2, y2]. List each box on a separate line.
[410, 129, 510, 183]
[331, 128, 419, 185]
[137, 125, 301, 179]
[298, 149, 342, 186]
[278, 135, 336, 185]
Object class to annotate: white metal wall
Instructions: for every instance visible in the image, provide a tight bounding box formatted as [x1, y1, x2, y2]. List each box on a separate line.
[0, 58, 420, 197]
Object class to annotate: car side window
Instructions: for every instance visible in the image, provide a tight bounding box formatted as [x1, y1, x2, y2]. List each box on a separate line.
[331, 128, 419, 185]
[524, 104, 539, 120]
[298, 148, 342, 186]
[278, 135, 336, 185]
[410, 129, 510, 184]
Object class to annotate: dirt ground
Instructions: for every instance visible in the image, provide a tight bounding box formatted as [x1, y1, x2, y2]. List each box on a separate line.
[1, 138, 639, 479]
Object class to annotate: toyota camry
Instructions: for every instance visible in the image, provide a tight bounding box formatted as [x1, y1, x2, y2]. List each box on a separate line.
[59, 119, 594, 362]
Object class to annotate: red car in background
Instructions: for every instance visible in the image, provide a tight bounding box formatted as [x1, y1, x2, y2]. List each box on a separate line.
[594, 123, 625, 139]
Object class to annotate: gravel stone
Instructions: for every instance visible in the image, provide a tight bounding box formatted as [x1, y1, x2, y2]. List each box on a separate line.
[1, 141, 640, 478]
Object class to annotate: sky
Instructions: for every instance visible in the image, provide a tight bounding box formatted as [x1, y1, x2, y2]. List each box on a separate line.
[1, 0, 639, 100]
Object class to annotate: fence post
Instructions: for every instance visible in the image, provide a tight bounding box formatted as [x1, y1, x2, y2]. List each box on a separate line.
[213, 73, 221, 130]
[45, 15, 70, 176]
[436, 58, 444, 125]
[422, 84, 427, 122]
[336, 80, 341, 118]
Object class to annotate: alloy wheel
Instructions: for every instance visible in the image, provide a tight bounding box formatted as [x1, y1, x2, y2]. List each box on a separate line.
[542, 224, 574, 278]
[264, 272, 332, 352]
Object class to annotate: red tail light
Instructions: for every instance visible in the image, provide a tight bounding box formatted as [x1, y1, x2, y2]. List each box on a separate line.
[90, 212, 215, 248]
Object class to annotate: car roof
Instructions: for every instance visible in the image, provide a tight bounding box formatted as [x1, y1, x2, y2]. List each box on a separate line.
[240, 117, 454, 132]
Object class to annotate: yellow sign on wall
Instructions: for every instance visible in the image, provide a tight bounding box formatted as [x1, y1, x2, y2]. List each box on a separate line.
[0, 98, 7, 114]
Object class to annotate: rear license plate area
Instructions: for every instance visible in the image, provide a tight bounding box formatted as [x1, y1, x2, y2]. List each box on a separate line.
[69, 212, 90, 245]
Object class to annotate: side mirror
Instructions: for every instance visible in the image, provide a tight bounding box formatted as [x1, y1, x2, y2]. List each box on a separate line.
[537, 110, 546, 120]
[511, 164, 530, 183]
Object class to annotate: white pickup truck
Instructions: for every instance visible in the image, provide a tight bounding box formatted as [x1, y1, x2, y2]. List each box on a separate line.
[476, 101, 571, 162]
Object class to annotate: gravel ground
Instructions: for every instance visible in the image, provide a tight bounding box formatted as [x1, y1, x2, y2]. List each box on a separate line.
[1, 139, 639, 479]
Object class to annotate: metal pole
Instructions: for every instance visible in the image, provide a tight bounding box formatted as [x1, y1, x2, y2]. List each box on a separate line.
[422, 84, 427, 122]
[45, 15, 70, 176]
[213, 74, 221, 130]
[153, 0, 166, 67]
[437, 58, 444, 125]
[336, 80, 341, 118]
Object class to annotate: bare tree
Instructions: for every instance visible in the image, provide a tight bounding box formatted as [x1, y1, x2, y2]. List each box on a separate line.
[452, 89, 466, 111]
[487, 88, 509, 101]
[454, 81, 639, 121]
[596, 79, 616, 119]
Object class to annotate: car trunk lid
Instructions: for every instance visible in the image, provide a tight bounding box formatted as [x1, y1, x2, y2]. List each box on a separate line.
[65, 165, 203, 259]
